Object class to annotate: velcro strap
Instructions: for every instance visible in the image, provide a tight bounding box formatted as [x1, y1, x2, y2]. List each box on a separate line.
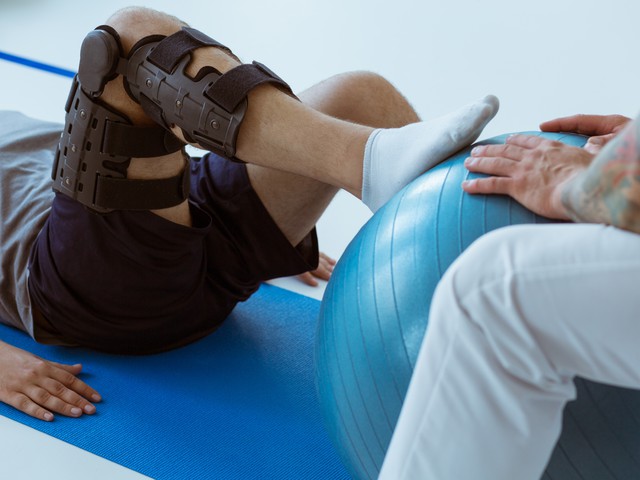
[205, 61, 295, 113]
[102, 121, 184, 158]
[94, 164, 190, 211]
[138, 94, 168, 129]
[148, 27, 231, 73]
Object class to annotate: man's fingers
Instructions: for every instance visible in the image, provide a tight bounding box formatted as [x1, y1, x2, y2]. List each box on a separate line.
[13, 363, 98, 420]
[295, 252, 336, 286]
[8, 392, 54, 421]
[318, 252, 336, 266]
[39, 379, 97, 414]
[50, 366, 102, 403]
[25, 385, 88, 417]
[313, 260, 334, 281]
[0, 343, 101, 421]
[50, 362, 82, 374]
[310, 252, 335, 281]
[462, 177, 512, 196]
[297, 272, 319, 287]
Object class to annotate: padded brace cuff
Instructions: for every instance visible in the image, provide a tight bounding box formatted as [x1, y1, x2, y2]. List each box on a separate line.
[125, 27, 296, 159]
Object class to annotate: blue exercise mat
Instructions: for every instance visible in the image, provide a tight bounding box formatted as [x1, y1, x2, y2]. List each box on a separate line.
[0, 284, 349, 480]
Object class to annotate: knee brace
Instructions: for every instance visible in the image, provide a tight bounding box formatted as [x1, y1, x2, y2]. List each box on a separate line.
[53, 26, 187, 213]
[124, 26, 295, 159]
[54, 25, 294, 213]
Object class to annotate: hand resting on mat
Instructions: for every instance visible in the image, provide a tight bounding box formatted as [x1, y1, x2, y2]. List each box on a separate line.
[0, 340, 101, 421]
[296, 252, 336, 287]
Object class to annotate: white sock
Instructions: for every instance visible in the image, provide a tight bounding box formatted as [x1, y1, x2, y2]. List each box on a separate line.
[362, 94, 499, 212]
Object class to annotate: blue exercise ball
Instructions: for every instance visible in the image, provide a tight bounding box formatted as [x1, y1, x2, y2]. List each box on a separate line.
[316, 132, 640, 480]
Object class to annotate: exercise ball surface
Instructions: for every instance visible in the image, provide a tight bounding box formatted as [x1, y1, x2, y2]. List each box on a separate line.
[316, 132, 640, 480]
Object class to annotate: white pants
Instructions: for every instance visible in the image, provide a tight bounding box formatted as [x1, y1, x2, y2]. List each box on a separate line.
[379, 223, 640, 480]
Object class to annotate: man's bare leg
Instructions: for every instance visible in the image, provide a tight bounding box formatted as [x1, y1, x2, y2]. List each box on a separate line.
[248, 72, 421, 245]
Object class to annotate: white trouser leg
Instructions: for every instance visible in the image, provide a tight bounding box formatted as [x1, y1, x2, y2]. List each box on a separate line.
[379, 223, 640, 480]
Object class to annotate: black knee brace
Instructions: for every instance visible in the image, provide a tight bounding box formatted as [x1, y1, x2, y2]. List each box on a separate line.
[124, 27, 295, 159]
[53, 26, 187, 213]
[53, 24, 294, 212]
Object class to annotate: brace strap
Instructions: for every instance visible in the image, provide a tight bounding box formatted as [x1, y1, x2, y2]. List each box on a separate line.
[92, 154, 190, 211]
[52, 26, 188, 213]
[207, 61, 291, 113]
[147, 27, 233, 72]
[126, 27, 295, 159]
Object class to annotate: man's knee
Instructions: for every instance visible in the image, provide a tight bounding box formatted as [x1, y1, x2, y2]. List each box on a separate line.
[106, 7, 186, 52]
[313, 71, 398, 119]
[336, 71, 395, 96]
[92, 7, 186, 126]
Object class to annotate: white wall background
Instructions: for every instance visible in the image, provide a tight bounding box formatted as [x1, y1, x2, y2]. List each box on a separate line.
[1, 0, 639, 478]
[2, 0, 639, 127]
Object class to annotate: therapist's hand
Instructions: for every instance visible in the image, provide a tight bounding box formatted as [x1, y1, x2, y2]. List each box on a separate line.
[0, 340, 101, 421]
[462, 134, 593, 219]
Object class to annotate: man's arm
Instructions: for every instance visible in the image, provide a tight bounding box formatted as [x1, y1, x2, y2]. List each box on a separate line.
[0, 340, 101, 421]
[462, 114, 640, 233]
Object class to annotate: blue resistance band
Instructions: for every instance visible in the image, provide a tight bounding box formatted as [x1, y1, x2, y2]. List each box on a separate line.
[0, 50, 75, 78]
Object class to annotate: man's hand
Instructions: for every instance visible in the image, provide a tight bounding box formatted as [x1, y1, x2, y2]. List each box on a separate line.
[296, 252, 336, 287]
[541, 114, 631, 154]
[0, 340, 101, 421]
[462, 134, 593, 219]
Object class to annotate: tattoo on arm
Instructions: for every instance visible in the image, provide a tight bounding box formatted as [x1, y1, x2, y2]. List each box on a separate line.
[562, 118, 640, 232]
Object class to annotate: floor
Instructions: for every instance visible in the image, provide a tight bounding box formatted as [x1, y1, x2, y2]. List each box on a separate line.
[1, 0, 639, 478]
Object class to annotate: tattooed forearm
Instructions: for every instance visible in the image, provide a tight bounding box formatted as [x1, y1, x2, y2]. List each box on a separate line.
[561, 118, 640, 233]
